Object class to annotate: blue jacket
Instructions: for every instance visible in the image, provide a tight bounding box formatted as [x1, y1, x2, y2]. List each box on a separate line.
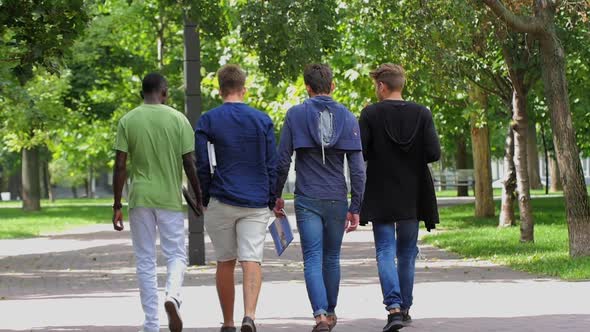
[195, 102, 277, 209]
[275, 96, 366, 213]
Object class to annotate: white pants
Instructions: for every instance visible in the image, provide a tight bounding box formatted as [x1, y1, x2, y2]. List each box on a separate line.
[130, 207, 187, 332]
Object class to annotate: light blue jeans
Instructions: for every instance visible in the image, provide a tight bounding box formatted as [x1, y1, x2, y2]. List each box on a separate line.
[372, 221, 420, 311]
[295, 195, 348, 317]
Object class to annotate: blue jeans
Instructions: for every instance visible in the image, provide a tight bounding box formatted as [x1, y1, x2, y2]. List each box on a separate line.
[372, 221, 420, 311]
[295, 195, 348, 317]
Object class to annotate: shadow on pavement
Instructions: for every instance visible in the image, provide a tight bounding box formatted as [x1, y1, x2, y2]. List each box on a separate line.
[1, 234, 544, 300]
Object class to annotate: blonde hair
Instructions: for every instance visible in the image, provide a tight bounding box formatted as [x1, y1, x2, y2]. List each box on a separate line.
[370, 64, 406, 91]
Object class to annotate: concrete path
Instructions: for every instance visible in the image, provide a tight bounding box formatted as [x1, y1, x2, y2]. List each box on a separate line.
[1, 212, 589, 331]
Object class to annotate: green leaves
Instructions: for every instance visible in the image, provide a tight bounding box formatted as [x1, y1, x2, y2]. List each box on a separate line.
[0, 0, 89, 84]
[240, 0, 341, 83]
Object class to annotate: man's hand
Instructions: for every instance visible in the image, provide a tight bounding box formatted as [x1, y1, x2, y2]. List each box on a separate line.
[273, 198, 285, 218]
[345, 212, 360, 233]
[112, 209, 124, 231]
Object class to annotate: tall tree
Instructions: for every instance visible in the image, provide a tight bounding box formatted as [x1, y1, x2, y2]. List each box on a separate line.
[483, 0, 590, 256]
[0, 0, 88, 210]
[469, 87, 496, 217]
[500, 30, 540, 241]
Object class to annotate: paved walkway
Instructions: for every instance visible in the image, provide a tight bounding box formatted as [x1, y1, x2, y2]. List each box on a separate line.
[1, 210, 590, 331]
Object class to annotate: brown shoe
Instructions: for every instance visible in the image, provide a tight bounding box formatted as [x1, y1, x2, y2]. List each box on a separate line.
[327, 315, 337, 331]
[312, 321, 330, 332]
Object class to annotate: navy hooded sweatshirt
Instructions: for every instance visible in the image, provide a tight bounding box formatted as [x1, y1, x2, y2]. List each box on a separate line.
[275, 95, 366, 213]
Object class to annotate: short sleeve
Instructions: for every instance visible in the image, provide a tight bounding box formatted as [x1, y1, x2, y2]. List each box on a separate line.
[114, 120, 128, 152]
[180, 116, 195, 155]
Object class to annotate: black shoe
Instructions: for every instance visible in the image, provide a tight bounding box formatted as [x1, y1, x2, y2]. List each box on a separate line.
[164, 297, 183, 332]
[383, 312, 404, 332]
[220, 327, 237, 332]
[241, 316, 257, 332]
[401, 309, 412, 326]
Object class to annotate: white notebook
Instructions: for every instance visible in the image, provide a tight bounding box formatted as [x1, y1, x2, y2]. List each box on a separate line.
[207, 142, 217, 174]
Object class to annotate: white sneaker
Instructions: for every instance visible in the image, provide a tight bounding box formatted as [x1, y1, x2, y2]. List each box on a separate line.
[164, 296, 183, 332]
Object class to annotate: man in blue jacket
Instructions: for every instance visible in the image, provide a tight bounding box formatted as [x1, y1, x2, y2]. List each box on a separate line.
[274, 64, 366, 332]
[195, 64, 277, 332]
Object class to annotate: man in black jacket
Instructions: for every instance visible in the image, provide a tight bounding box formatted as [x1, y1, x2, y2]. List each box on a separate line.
[359, 64, 441, 332]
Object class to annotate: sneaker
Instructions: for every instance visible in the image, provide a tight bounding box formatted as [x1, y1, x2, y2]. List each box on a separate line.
[401, 309, 412, 326]
[312, 321, 330, 332]
[164, 297, 183, 332]
[241, 316, 257, 332]
[382, 312, 404, 332]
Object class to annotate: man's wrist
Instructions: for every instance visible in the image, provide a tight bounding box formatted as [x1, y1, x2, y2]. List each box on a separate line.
[113, 202, 123, 210]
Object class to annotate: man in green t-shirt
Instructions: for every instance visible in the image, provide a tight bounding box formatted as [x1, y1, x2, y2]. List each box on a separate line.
[112, 73, 203, 332]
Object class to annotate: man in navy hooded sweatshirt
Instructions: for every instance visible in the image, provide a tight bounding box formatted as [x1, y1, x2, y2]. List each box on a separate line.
[274, 64, 366, 332]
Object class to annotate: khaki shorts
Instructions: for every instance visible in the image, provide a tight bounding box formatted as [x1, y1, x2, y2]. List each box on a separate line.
[205, 199, 270, 263]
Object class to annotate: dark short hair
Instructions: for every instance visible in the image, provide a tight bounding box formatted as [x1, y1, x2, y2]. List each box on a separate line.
[218, 64, 246, 97]
[370, 64, 406, 91]
[304, 64, 333, 94]
[142, 73, 168, 95]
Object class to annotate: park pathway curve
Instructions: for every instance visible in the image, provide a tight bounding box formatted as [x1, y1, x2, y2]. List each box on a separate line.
[1, 205, 590, 331]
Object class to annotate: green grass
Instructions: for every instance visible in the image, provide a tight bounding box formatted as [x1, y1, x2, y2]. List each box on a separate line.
[433, 187, 564, 198]
[282, 188, 567, 200]
[0, 198, 113, 239]
[424, 197, 590, 280]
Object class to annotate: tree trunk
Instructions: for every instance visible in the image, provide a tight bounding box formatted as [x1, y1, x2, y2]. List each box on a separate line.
[156, 5, 166, 69]
[41, 160, 49, 199]
[499, 126, 517, 227]
[8, 171, 21, 200]
[72, 186, 78, 198]
[470, 88, 495, 218]
[539, 27, 590, 257]
[511, 84, 534, 242]
[549, 153, 562, 192]
[88, 168, 95, 199]
[456, 135, 469, 197]
[0, 167, 4, 194]
[46, 163, 55, 202]
[439, 158, 447, 191]
[22, 147, 41, 211]
[527, 119, 543, 189]
[541, 122, 550, 195]
[84, 179, 89, 198]
[184, 15, 205, 266]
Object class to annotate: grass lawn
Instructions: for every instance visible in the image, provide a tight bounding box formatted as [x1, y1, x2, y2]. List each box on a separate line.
[424, 196, 590, 280]
[282, 187, 569, 200]
[434, 187, 564, 198]
[0, 198, 113, 239]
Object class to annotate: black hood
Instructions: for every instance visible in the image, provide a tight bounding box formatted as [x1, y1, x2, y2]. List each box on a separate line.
[382, 100, 424, 152]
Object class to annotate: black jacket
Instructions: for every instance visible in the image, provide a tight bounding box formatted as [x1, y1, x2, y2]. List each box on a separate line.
[359, 100, 441, 231]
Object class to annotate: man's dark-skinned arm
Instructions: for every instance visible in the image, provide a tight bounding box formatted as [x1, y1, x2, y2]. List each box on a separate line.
[182, 151, 204, 215]
[112, 150, 127, 231]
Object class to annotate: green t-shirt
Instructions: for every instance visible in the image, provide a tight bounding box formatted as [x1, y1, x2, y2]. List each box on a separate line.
[114, 104, 194, 211]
